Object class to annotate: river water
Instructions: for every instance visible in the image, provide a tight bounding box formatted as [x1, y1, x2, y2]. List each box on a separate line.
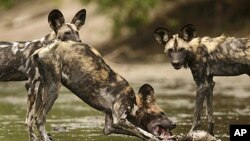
[0, 63, 249, 141]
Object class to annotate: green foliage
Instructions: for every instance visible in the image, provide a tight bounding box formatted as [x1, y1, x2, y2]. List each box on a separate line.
[80, 0, 160, 37]
[0, 0, 14, 9]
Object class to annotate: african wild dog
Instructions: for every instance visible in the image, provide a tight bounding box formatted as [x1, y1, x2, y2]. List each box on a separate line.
[0, 9, 86, 140]
[28, 40, 176, 141]
[154, 24, 250, 135]
[0, 9, 85, 81]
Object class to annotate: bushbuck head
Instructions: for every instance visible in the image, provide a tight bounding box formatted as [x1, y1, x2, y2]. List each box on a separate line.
[154, 24, 196, 69]
[130, 84, 176, 140]
[48, 9, 86, 42]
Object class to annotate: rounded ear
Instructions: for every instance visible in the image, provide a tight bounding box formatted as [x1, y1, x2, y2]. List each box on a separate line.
[48, 9, 65, 33]
[154, 27, 171, 45]
[179, 24, 196, 41]
[71, 9, 86, 30]
[137, 84, 156, 107]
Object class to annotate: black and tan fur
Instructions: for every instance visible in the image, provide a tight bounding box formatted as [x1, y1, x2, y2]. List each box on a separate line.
[0, 9, 85, 81]
[28, 40, 176, 141]
[154, 24, 250, 135]
[0, 9, 86, 140]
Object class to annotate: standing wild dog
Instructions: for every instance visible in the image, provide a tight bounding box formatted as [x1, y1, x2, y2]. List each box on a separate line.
[0, 9, 86, 140]
[29, 40, 176, 141]
[154, 24, 250, 135]
[0, 9, 86, 81]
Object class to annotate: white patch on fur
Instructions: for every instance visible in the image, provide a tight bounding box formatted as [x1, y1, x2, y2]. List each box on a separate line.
[32, 39, 39, 42]
[201, 35, 226, 53]
[90, 47, 102, 57]
[11, 42, 19, 54]
[137, 127, 157, 139]
[177, 37, 189, 49]
[40, 37, 45, 42]
[24, 42, 30, 48]
[115, 75, 124, 82]
[67, 23, 78, 31]
[62, 72, 69, 80]
[0, 44, 9, 48]
[188, 38, 201, 51]
[165, 34, 189, 52]
[188, 35, 227, 54]
[164, 34, 177, 52]
[130, 104, 139, 116]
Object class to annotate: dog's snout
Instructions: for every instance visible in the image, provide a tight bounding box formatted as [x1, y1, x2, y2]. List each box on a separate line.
[171, 122, 176, 129]
[172, 61, 180, 66]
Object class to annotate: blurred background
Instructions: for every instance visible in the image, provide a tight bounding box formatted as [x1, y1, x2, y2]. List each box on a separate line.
[0, 0, 250, 141]
[1, 0, 250, 62]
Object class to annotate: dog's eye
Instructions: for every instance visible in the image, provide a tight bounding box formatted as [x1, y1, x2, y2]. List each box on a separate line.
[168, 48, 173, 53]
[64, 31, 71, 35]
[179, 48, 186, 52]
[160, 112, 165, 115]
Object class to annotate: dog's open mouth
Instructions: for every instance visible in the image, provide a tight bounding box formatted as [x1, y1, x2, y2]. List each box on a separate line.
[152, 126, 172, 140]
[173, 65, 182, 70]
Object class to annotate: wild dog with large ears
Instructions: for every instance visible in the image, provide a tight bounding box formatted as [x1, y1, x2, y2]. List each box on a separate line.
[30, 40, 176, 141]
[154, 24, 196, 69]
[154, 24, 250, 135]
[20, 9, 86, 141]
[48, 9, 86, 42]
[0, 9, 86, 82]
[129, 84, 176, 140]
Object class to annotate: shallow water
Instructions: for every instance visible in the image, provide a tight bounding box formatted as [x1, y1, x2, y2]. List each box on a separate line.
[0, 63, 249, 141]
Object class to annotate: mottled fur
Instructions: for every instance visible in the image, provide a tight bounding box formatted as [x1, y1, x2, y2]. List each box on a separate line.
[154, 24, 250, 135]
[28, 40, 176, 141]
[25, 9, 86, 141]
[0, 9, 86, 141]
[189, 35, 250, 66]
[0, 9, 85, 81]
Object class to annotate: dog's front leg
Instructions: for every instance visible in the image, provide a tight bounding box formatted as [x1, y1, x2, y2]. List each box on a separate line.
[190, 68, 209, 133]
[103, 113, 139, 136]
[190, 82, 207, 132]
[206, 76, 215, 135]
[113, 118, 159, 140]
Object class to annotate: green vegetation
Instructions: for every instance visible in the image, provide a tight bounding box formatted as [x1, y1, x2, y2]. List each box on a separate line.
[0, 0, 15, 9]
[80, 0, 161, 37]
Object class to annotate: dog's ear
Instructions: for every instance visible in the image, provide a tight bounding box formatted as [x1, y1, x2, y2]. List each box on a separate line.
[179, 24, 196, 41]
[71, 9, 86, 30]
[154, 27, 171, 45]
[137, 84, 156, 108]
[48, 9, 65, 33]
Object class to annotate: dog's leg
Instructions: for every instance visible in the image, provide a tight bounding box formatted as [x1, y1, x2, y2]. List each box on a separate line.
[26, 82, 37, 141]
[36, 80, 60, 141]
[33, 54, 61, 141]
[35, 79, 60, 141]
[25, 65, 41, 141]
[103, 113, 139, 136]
[190, 69, 209, 132]
[111, 102, 159, 140]
[190, 83, 207, 132]
[206, 76, 215, 135]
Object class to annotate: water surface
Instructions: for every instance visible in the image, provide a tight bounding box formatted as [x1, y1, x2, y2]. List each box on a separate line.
[0, 63, 249, 141]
